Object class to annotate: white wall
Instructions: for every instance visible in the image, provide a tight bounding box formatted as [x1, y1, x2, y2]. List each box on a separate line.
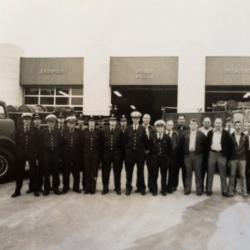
[0, 0, 250, 114]
[0, 44, 23, 107]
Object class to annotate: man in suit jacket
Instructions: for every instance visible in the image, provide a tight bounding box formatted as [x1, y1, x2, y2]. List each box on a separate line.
[80, 116, 103, 194]
[199, 117, 212, 193]
[149, 120, 172, 196]
[206, 118, 233, 197]
[142, 113, 154, 193]
[12, 113, 39, 198]
[174, 114, 189, 191]
[40, 114, 63, 196]
[165, 119, 179, 193]
[102, 115, 123, 195]
[124, 111, 148, 195]
[61, 115, 81, 194]
[229, 121, 249, 197]
[178, 119, 207, 195]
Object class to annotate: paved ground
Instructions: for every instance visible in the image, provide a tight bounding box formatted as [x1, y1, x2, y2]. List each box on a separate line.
[1, 172, 250, 250]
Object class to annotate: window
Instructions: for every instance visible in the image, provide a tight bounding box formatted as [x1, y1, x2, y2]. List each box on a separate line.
[24, 86, 83, 111]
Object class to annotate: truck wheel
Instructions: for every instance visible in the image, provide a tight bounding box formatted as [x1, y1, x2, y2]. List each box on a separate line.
[0, 149, 15, 183]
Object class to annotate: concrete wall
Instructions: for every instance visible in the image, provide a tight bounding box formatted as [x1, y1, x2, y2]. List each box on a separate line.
[0, 0, 250, 114]
[0, 44, 23, 107]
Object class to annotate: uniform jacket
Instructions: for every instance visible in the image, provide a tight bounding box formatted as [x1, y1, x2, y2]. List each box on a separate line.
[16, 125, 38, 157]
[40, 127, 63, 152]
[62, 128, 81, 157]
[149, 132, 172, 157]
[80, 128, 103, 154]
[124, 125, 148, 153]
[103, 127, 123, 153]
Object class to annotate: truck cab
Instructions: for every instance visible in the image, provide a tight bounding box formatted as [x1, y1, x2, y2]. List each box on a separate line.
[0, 101, 16, 182]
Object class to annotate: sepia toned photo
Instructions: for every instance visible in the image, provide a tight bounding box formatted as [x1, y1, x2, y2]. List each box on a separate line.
[0, 1, 250, 250]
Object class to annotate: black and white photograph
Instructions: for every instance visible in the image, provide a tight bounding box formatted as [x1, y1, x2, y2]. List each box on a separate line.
[0, 1, 250, 249]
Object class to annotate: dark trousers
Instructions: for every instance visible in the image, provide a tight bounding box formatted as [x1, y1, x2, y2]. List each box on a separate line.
[167, 150, 177, 192]
[43, 150, 60, 192]
[102, 151, 122, 191]
[15, 153, 38, 193]
[173, 157, 186, 189]
[207, 151, 228, 194]
[246, 151, 250, 193]
[151, 154, 169, 193]
[125, 150, 145, 191]
[62, 157, 80, 190]
[201, 154, 209, 192]
[37, 155, 43, 191]
[83, 152, 100, 193]
[184, 153, 203, 193]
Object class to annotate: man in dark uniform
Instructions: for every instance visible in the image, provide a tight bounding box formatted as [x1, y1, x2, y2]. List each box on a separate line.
[33, 112, 43, 193]
[149, 120, 172, 196]
[124, 111, 148, 195]
[61, 115, 81, 194]
[165, 119, 179, 193]
[102, 115, 123, 195]
[174, 114, 188, 191]
[12, 113, 40, 197]
[80, 116, 103, 194]
[76, 114, 87, 191]
[142, 113, 154, 193]
[120, 115, 127, 165]
[40, 114, 62, 195]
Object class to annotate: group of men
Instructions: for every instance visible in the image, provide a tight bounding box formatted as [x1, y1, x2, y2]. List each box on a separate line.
[11, 110, 250, 198]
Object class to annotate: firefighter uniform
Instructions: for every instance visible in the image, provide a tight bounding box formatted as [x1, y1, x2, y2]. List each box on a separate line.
[62, 116, 81, 193]
[124, 111, 148, 195]
[102, 116, 123, 195]
[12, 113, 39, 197]
[80, 117, 103, 194]
[41, 114, 63, 195]
[149, 120, 172, 196]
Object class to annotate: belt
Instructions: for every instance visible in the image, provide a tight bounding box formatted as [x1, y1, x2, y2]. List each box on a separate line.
[211, 149, 222, 153]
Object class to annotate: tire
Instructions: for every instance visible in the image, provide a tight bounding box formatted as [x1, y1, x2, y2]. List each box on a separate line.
[0, 148, 15, 183]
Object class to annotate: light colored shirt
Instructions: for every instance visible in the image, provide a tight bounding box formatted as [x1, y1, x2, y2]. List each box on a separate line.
[166, 130, 173, 138]
[143, 125, 150, 138]
[189, 130, 197, 152]
[133, 124, 139, 130]
[225, 127, 235, 134]
[211, 129, 222, 151]
[157, 132, 163, 140]
[234, 133, 241, 146]
[199, 126, 212, 136]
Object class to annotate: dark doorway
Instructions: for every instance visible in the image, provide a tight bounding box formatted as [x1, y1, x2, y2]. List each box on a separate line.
[111, 85, 177, 122]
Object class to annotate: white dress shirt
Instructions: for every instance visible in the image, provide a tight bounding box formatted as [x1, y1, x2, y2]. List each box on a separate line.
[189, 130, 197, 152]
[211, 129, 222, 151]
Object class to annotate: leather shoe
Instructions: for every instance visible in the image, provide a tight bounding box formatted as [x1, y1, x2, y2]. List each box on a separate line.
[33, 192, 40, 197]
[43, 190, 50, 196]
[11, 190, 21, 198]
[126, 189, 131, 195]
[54, 189, 61, 195]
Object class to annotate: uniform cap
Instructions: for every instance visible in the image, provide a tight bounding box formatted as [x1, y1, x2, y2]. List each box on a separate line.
[65, 115, 77, 122]
[45, 114, 57, 121]
[154, 120, 166, 127]
[120, 115, 127, 122]
[21, 112, 33, 119]
[130, 111, 142, 118]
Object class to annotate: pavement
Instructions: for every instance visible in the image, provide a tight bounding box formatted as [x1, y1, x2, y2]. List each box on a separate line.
[0, 172, 250, 250]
